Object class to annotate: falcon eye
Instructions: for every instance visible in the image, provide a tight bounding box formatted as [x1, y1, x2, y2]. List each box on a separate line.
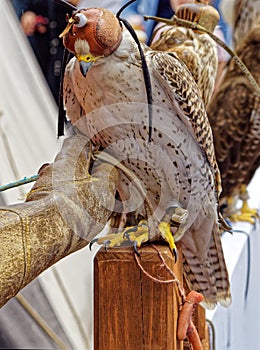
[74, 13, 88, 28]
[84, 55, 91, 61]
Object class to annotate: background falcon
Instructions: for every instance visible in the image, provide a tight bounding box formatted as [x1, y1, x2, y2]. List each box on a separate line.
[150, 0, 220, 107]
[207, 2, 260, 222]
[61, 7, 230, 307]
[233, 0, 260, 47]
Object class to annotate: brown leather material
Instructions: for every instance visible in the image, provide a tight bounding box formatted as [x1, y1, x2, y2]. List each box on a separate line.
[0, 134, 118, 308]
[63, 8, 122, 57]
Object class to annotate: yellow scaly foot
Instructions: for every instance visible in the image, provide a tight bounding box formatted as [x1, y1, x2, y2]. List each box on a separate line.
[229, 200, 259, 224]
[228, 185, 259, 224]
[90, 206, 188, 262]
[89, 220, 149, 251]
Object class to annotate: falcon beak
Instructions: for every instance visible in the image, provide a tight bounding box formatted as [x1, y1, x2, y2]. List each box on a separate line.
[79, 61, 93, 77]
[76, 54, 103, 77]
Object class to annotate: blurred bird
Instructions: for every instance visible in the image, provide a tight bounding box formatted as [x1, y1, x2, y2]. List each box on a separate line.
[233, 0, 260, 48]
[60, 6, 230, 307]
[150, 0, 220, 106]
[207, 22, 260, 223]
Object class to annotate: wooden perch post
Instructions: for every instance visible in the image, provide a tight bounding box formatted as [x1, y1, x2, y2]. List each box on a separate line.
[94, 243, 184, 350]
[94, 243, 211, 350]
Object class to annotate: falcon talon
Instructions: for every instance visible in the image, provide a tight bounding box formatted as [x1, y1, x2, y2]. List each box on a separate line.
[89, 239, 98, 251]
[104, 240, 110, 251]
[173, 248, 178, 263]
[133, 242, 140, 257]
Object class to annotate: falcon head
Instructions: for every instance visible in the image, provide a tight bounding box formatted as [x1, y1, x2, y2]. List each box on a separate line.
[175, 1, 220, 34]
[60, 8, 122, 76]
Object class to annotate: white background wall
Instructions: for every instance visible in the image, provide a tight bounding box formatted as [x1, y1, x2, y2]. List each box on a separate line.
[207, 169, 260, 350]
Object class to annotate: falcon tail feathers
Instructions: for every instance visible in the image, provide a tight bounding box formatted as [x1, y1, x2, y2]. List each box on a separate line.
[181, 222, 231, 309]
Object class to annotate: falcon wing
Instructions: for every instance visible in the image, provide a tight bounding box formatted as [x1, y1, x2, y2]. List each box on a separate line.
[208, 78, 259, 197]
[149, 51, 222, 198]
